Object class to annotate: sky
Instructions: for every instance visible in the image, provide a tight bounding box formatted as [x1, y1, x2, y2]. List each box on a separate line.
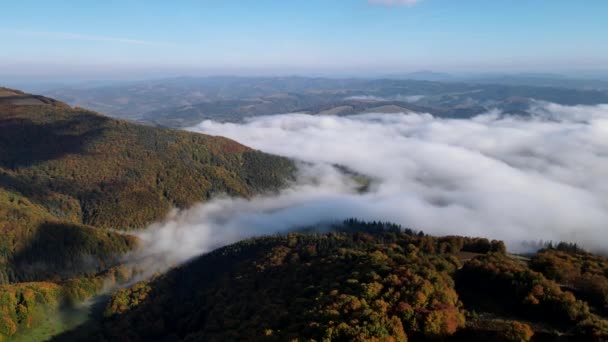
[1, 0, 608, 80]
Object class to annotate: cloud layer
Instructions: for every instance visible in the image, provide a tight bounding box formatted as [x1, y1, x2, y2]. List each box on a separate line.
[130, 102, 608, 270]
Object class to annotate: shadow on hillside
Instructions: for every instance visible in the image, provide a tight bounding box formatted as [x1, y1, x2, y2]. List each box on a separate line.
[0, 170, 82, 199]
[10, 222, 132, 283]
[0, 114, 108, 169]
[0, 170, 55, 201]
[47, 246, 236, 342]
[47, 296, 110, 342]
[0, 170, 86, 223]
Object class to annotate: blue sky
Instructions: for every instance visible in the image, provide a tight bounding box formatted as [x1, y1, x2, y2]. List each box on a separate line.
[1, 0, 607, 79]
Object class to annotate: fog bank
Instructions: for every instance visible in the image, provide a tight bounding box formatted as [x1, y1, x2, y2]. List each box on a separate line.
[132, 102, 608, 268]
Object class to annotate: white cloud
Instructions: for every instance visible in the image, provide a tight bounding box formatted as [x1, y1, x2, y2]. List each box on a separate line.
[128, 102, 608, 272]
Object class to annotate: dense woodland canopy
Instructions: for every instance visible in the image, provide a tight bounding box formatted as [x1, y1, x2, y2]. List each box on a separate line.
[0, 88, 294, 340]
[0, 87, 293, 279]
[53, 220, 608, 342]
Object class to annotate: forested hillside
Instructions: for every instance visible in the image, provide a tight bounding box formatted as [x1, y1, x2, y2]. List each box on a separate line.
[0, 88, 294, 229]
[60, 220, 608, 342]
[0, 87, 294, 277]
[0, 88, 295, 339]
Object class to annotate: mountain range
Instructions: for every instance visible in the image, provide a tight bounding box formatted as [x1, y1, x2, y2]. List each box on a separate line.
[42, 77, 608, 128]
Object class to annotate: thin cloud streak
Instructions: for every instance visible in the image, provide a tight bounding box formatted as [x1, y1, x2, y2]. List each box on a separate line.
[368, 0, 424, 6]
[3, 29, 158, 45]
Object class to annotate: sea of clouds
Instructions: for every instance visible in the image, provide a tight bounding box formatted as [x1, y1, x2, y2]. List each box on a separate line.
[133, 101, 608, 268]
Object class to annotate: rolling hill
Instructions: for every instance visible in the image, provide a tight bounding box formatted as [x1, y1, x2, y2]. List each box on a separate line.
[59, 220, 608, 342]
[0, 87, 295, 339]
[0, 87, 294, 280]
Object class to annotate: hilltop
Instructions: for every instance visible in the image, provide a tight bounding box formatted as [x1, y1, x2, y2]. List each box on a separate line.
[59, 220, 608, 342]
[0, 86, 294, 283]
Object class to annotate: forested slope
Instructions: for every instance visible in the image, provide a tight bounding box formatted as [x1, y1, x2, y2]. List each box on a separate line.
[0, 87, 294, 279]
[0, 88, 295, 339]
[67, 220, 608, 342]
[0, 88, 294, 230]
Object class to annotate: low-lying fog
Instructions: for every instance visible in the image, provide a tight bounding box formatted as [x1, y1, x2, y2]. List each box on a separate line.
[133, 101, 608, 269]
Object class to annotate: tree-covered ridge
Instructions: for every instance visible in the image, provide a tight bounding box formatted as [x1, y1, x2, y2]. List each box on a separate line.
[101, 232, 465, 341]
[0, 88, 296, 339]
[457, 253, 608, 339]
[0, 186, 136, 285]
[56, 220, 604, 342]
[0, 93, 295, 230]
[530, 246, 608, 315]
[0, 88, 294, 280]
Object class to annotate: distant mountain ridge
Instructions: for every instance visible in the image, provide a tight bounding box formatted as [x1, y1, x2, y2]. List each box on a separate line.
[41, 77, 608, 128]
